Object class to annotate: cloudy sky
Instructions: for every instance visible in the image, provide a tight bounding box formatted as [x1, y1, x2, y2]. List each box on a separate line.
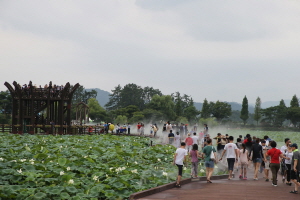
[1, 0, 300, 104]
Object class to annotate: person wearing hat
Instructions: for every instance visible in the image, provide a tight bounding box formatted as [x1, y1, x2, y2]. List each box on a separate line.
[185, 133, 193, 152]
[290, 143, 300, 194]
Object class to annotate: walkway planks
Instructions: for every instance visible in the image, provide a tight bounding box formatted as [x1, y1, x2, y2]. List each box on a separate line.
[138, 169, 299, 200]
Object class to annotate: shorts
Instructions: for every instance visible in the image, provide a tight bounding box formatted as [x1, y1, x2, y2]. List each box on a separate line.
[205, 160, 215, 168]
[264, 160, 270, 170]
[290, 170, 300, 181]
[253, 158, 262, 163]
[176, 164, 183, 176]
[240, 163, 248, 169]
[227, 158, 235, 171]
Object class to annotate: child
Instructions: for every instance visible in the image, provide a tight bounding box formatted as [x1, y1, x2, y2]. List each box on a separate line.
[239, 143, 250, 180]
[261, 140, 271, 181]
[189, 144, 201, 178]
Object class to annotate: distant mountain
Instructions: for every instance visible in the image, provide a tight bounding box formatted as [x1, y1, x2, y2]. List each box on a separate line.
[86, 88, 111, 107]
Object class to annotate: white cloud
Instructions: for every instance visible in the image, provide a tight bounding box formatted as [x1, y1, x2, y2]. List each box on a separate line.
[0, 0, 300, 103]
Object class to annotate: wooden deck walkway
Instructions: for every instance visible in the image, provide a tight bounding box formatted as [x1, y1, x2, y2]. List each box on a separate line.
[138, 167, 299, 200]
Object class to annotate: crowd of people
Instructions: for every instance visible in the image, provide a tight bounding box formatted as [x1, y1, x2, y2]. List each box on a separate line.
[20, 82, 65, 98]
[171, 124, 300, 194]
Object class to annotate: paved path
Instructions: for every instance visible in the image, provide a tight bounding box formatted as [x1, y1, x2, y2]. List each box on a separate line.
[138, 167, 299, 200]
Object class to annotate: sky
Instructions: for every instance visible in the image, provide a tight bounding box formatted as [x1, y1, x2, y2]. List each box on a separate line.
[1, 0, 300, 104]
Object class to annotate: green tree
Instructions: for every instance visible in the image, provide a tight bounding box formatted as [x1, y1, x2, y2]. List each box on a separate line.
[147, 95, 176, 120]
[142, 109, 164, 121]
[287, 95, 300, 127]
[290, 95, 299, 107]
[253, 97, 262, 125]
[201, 98, 210, 119]
[105, 84, 122, 111]
[0, 90, 12, 115]
[114, 115, 128, 124]
[261, 100, 287, 127]
[129, 111, 144, 123]
[240, 95, 249, 125]
[87, 98, 107, 122]
[209, 101, 232, 122]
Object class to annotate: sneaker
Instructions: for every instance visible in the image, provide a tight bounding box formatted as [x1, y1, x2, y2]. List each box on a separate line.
[239, 175, 242, 179]
[254, 178, 258, 181]
[265, 179, 269, 182]
[272, 183, 278, 187]
[243, 177, 247, 180]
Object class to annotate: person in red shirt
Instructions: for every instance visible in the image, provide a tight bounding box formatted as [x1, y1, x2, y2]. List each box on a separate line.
[185, 133, 193, 152]
[137, 123, 141, 134]
[264, 141, 290, 187]
[243, 134, 251, 144]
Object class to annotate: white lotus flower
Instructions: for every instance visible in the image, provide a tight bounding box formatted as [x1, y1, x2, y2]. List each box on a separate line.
[131, 169, 138, 174]
[0, 158, 3, 161]
[183, 167, 187, 170]
[11, 160, 17, 162]
[134, 161, 138, 164]
[200, 169, 205, 173]
[109, 167, 113, 171]
[68, 179, 74, 184]
[106, 174, 109, 178]
[67, 167, 71, 171]
[60, 171, 65, 175]
[93, 175, 99, 180]
[165, 158, 167, 161]
[157, 158, 161, 162]
[17, 169, 22, 174]
[48, 155, 50, 158]
[60, 146, 63, 148]
[163, 172, 168, 176]
[29, 159, 34, 162]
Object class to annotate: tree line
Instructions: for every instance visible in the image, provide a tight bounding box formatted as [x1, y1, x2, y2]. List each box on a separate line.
[1, 83, 300, 128]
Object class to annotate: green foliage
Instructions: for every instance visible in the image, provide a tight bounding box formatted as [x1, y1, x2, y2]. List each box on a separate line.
[261, 100, 287, 127]
[114, 115, 128, 124]
[147, 95, 176, 120]
[0, 90, 12, 115]
[253, 97, 262, 125]
[0, 134, 201, 199]
[290, 95, 299, 107]
[201, 98, 210, 119]
[287, 107, 300, 127]
[240, 96, 249, 125]
[105, 84, 162, 111]
[198, 117, 219, 128]
[209, 101, 232, 122]
[129, 112, 144, 123]
[87, 98, 107, 122]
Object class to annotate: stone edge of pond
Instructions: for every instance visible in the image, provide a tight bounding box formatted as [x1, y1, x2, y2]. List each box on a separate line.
[129, 174, 229, 200]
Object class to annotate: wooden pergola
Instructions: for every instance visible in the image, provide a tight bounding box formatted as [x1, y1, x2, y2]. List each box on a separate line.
[4, 81, 80, 134]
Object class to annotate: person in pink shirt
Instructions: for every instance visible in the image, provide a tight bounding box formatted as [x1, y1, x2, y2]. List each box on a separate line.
[185, 133, 193, 152]
[239, 143, 250, 180]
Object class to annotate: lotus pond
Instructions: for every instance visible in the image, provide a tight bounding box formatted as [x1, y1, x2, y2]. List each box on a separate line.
[0, 133, 215, 200]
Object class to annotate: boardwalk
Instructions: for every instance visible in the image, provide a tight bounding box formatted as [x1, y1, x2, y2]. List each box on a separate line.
[138, 168, 299, 200]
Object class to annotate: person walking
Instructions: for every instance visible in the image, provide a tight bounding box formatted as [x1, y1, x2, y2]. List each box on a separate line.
[173, 142, 188, 188]
[174, 132, 181, 148]
[202, 138, 216, 183]
[261, 140, 271, 181]
[249, 138, 264, 180]
[280, 138, 291, 183]
[284, 143, 293, 186]
[191, 132, 199, 145]
[185, 133, 193, 152]
[168, 130, 175, 145]
[190, 144, 201, 178]
[220, 136, 239, 180]
[127, 123, 131, 134]
[289, 143, 300, 194]
[239, 143, 250, 180]
[264, 141, 290, 187]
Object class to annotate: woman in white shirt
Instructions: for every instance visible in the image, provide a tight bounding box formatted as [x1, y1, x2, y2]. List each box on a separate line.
[284, 144, 293, 186]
